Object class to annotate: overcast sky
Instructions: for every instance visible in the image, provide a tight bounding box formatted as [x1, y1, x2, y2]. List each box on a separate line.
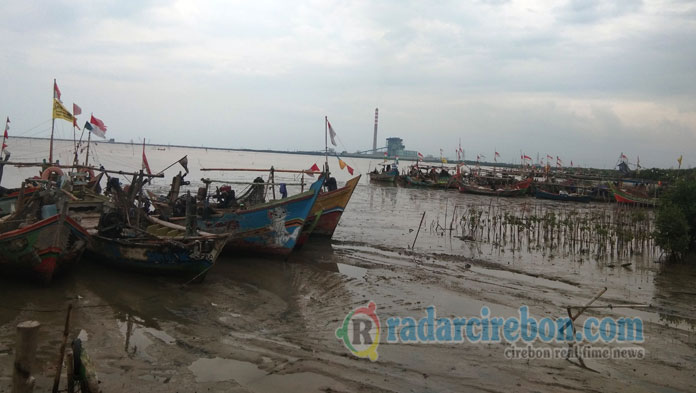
[1, 0, 694, 168]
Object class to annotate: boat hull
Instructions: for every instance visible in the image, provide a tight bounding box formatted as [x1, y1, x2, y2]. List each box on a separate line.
[296, 175, 361, 246]
[176, 177, 324, 257]
[0, 214, 88, 283]
[534, 189, 591, 203]
[459, 178, 532, 197]
[369, 171, 397, 183]
[609, 184, 658, 207]
[87, 235, 227, 277]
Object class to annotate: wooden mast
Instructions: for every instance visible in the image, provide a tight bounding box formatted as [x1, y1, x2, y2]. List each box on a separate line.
[324, 115, 328, 173]
[49, 79, 56, 163]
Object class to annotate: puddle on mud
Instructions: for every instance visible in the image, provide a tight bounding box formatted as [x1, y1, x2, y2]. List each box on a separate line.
[336, 262, 367, 279]
[188, 357, 345, 392]
[118, 314, 176, 359]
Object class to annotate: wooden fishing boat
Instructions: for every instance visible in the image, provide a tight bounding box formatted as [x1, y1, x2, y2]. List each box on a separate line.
[0, 197, 89, 284]
[459, 178, 533, 197]
[608, 183, 658, 207]
[296, 175, 361, 246]
[534, 189, 591, 203]
[369, 163, 399, 183]
[400, 175, 434, 187]
[0, 186, 40, 217]
[169, 176, 325, 257]
[87, 216, 227, 279]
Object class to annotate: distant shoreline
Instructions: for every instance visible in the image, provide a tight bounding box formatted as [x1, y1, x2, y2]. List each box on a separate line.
[13, 135, 498, 166]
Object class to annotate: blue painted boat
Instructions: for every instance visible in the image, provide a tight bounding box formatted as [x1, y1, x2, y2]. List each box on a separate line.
[87, 216, 228, 279]
[172, 176, 325, 257]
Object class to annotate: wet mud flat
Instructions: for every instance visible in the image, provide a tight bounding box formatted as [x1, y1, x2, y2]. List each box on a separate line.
[1, 185, 696, 392]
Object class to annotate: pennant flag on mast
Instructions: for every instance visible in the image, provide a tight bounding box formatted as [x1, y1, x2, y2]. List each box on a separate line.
[52, 99, 75, 123]
[178, 155, 189, 173]
[142, 140, 152, 175]
[72, 103, 82, 129]
[417, 152, 424, 161]
[1, 117, 8, 153]
[54, 80, 62, 102]
[327, 119, 337, 146]
[338, 157, 347, 170]
[306, 162, 320, 177]
[494, 151, 500, 162]
[677, 155, 683, 169]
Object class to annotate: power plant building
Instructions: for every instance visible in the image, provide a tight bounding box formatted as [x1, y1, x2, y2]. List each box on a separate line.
[386, 137, 418, 159]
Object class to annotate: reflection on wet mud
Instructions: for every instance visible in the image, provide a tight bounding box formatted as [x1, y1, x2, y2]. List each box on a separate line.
[652, 263, 696, 330]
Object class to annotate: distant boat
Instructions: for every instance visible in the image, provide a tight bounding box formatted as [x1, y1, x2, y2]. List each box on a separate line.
[534, 189, 591, 203]
[608, 183, 658, 207]
[369, 162, 399, 183]
[459, 178, 532, 197]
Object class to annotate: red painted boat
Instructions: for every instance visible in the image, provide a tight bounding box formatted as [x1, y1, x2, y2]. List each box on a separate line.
[0, 211, 89, 284]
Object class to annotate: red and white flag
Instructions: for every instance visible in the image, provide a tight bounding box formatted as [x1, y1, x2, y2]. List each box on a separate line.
[54, 80, 62, 102]
[90, 114, 107, 132]
[417, 152, 424, 161]
[327, 118, 337, 146]
[142, 140, 152, 175]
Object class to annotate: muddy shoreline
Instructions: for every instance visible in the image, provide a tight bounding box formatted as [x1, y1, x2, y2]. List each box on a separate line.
[1, 141, 695, 392]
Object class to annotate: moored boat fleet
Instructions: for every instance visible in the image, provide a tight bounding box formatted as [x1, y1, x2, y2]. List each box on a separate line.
[0, 161, 361, 285]
[369, 160, 661, 206]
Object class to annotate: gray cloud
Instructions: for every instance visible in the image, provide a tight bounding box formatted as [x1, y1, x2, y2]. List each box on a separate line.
[0, 0, 694, 168]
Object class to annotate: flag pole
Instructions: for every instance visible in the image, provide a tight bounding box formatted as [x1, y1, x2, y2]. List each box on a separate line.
[50, 78, 56, 163]
[72, 120, 78, 166]
[324, 116, 328, 173]
[84, 125, 91, 167]
[1, 118, 7, 161]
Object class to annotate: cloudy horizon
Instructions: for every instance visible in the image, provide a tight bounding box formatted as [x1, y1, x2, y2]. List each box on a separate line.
[1, 0, 694, 169]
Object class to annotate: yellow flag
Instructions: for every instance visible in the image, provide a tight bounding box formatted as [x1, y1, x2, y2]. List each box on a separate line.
[52, 99, 75, 122]
[338, 158, 347, 170]
[441, 157, 448, 164]
[678, 155, 683, 169]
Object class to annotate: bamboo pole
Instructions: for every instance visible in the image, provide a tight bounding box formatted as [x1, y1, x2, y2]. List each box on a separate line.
[65, 349, 75, 393]
[201, 167, 321, 174]
[6, 161, 165, 178]
[12, 321, 40, 393]
[411, 211, 426, 250]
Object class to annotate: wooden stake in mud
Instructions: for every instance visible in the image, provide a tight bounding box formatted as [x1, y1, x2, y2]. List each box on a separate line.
[12, 320, 40, 393]
[65, 349, 75, 393]
[52, 304, 73, 393]
[411, 211, 426, 250]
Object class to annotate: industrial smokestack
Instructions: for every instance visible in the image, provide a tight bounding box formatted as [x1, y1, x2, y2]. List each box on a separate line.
[372, 108, 379, 153]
